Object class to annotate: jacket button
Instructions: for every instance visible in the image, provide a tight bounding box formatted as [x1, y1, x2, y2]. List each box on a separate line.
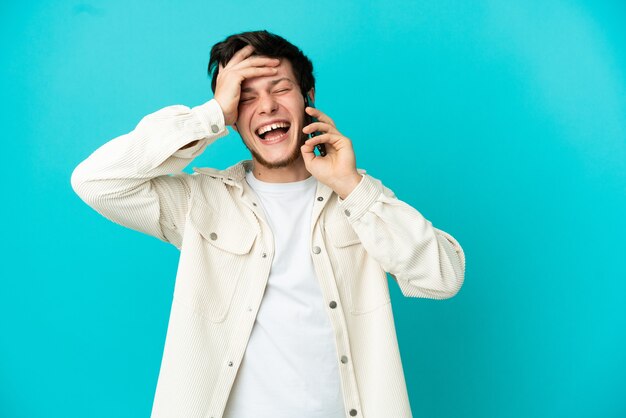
[228, 361, 233, 367]
[344, 209, 351, 216]
[211, 124, 220, 133]
[329, 301, 337, 309]
[252, 202, 257, 206]
[341, 355, 349, 364]
[262, 252, 267, 258]
[312, 246, 321, 254]
[209, 232, 218, 240]
[317, 196, 324, 201]
[349, 409, 358, 416]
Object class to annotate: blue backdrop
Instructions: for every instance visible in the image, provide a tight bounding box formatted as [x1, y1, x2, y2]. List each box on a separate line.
[2, 1, 625, 417]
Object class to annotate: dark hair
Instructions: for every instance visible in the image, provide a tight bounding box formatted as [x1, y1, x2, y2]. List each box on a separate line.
[208, 30, 315, 98]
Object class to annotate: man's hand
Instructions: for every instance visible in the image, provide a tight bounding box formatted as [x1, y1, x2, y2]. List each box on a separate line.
[301, 107, 362, 199]
[213, 45, 280, 126]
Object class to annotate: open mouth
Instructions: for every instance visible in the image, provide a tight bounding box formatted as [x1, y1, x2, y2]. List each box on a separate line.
[255, 121, 291, 142]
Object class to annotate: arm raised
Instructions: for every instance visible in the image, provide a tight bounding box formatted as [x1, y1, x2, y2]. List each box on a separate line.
[71, 99, 228, 248]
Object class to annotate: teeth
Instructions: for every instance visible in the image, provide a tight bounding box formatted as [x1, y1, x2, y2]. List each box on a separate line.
[256, 122, 290, 136]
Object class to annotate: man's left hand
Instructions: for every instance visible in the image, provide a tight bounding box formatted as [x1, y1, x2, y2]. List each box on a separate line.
[301, 107, 362, 199]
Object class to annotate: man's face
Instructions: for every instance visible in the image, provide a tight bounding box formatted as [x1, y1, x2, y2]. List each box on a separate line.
[234, 59, 310, 169]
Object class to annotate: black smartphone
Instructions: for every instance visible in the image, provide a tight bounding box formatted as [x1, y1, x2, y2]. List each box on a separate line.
[304, 94, 326, 157]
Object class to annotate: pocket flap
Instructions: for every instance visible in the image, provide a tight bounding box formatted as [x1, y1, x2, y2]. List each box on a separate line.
[189, 200, 257, 255]
[325, 218, 361, 248]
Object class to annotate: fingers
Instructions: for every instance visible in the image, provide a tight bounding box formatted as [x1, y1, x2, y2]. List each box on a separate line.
[225, 46, 281, 72]
[301, 133, 351, 166]
[300, 141, 316, 165]
[224, 45, 255, 69]
[221, 54, 280, 82]
[302, 133, 347, 151]
[302, 121, 338, 135]
[300, 135, 333, 165]
[221, 58, 279, 74]
[237, 66, 279, 80]
[305, 106, 336, 127]
[233, 56, 280, 70]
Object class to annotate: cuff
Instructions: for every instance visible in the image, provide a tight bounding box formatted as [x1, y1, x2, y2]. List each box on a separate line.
[171, 99, 228, 159]
[191, 99, 227, 137]
[338, 175, 383, 223]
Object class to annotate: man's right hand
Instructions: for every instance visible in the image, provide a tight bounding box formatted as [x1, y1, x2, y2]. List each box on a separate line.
[213, 45, 280, 126]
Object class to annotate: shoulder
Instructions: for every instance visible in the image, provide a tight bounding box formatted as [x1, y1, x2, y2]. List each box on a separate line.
[185, 160, 250, 204]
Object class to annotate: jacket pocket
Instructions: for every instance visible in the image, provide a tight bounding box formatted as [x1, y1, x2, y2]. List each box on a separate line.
[325, 218, 391, 315]
[175, 199, 257, 322]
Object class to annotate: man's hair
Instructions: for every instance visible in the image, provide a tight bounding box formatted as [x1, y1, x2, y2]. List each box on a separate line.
[208, 30, 315, 97]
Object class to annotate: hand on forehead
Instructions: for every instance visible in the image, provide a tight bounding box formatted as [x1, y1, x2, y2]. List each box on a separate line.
[219, 45, 260, 70]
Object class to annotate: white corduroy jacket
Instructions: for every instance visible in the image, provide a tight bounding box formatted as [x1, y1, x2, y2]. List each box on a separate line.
[71, 99, 465, 418]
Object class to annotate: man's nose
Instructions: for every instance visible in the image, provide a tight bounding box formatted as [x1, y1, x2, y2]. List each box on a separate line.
[257, 94, 278, 115]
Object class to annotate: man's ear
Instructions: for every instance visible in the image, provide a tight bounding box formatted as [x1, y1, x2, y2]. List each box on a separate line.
[307, 87, 316, 104]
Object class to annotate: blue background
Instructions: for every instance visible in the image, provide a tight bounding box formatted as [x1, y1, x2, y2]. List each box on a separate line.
[2, 1, 625, 417]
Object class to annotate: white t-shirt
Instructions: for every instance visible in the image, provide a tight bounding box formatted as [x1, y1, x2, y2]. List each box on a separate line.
[223, 171, 345, 418]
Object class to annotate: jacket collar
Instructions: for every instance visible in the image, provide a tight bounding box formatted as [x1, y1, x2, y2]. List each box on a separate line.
[192, 160, 251, 186]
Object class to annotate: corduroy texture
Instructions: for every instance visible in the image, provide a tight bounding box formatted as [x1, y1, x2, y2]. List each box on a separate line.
[71, 99, 466, 418]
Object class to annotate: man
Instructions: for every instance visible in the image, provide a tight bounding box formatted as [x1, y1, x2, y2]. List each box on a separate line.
[72, 30, 465, 418]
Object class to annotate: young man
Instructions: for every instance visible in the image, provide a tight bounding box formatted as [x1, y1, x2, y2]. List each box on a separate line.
[72, 30, 465, 418]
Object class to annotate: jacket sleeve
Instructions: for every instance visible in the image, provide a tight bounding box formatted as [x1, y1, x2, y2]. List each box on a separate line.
[71, 99, 228, 249]
[338, 174, 465, 299]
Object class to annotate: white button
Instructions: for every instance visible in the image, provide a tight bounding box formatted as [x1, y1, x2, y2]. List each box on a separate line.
[312, 246, 321, 254]
[211, 124, 220, 133]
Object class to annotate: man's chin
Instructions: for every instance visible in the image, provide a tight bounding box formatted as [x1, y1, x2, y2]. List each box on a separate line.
[251, 149, 302, 169]
[244, 134, 307, 169]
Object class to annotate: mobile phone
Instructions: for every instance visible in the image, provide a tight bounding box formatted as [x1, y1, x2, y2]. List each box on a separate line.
[304, 94, 326, 157]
